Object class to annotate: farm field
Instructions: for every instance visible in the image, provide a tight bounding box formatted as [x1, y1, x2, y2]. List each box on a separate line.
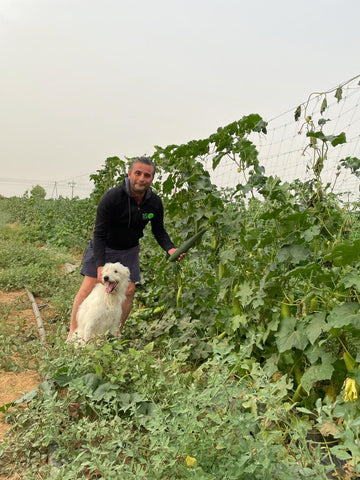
[1, 110, 360, 478]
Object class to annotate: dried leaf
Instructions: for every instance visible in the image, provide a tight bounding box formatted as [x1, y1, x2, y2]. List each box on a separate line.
[316, 421, 340, 437]
[335, 86, 343, 103]
[320, 97, 327, 115]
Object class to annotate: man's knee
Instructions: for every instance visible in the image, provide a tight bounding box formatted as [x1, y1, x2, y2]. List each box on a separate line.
[75, 276, 97, 301]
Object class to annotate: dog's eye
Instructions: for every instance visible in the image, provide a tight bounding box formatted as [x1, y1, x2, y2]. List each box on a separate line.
[114, 270, 118, 273]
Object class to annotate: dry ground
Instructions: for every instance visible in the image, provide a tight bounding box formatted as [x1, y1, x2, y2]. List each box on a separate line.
[0, 290, 45, 479]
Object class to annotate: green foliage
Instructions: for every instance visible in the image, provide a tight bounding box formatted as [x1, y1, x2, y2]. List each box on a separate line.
[0, 224, 80, 319]
[340, 156, 360, 178]
[0, 339, 337, 479]
[1, 196, 95, 251]
[1, 239, 61, 294]
[135, 107, 360, 416]
[29, 184, 46, 199]
[90, 156, 128, 204]
[2, 97, 360, 476]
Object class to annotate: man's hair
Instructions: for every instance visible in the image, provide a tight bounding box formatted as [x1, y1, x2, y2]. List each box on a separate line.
[129, 156, 156, 175]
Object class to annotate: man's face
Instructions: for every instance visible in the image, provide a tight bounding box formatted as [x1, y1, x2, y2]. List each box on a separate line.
[128, 162, 155, 195]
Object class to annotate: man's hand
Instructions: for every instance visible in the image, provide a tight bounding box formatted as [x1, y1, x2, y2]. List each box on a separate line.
[168, 248, 185, 262]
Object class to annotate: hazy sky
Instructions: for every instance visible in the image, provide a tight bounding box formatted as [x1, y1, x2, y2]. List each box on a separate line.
[1, 0, 359, 197]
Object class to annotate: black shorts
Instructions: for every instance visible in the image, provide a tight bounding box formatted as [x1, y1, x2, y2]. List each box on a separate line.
[80, 240, 141, 283]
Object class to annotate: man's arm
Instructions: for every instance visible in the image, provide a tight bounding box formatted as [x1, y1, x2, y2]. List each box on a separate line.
[93, 190, 113, 267]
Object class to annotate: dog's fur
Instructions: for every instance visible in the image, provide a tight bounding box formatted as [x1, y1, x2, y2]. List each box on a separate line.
[75, 262, 130, 344]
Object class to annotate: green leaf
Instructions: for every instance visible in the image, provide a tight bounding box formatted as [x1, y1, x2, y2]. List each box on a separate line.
[219, 248, 236, 263]
[14, 380, 53, 404]
[323, 239, 360, 266]
[92, 382, 119, 401]
[163, 175, 175, 194]
[301, 362, 334, 393]
[329, 446, 352, 461]
[53, 373, 72, 387]
[301, 225, 321, 242]
[294, 105, 302, 121]
[305, 347, 336, 366]
[144, 341, 154, 352]
[327, 302, 360, 329]
[275, 317, 309, 352]
[307, 131, 325, 140]
[330, 131, 346, 147]
[276, 244, 312, 265]
[212, 152, 225, 170]
[136, 401, 155, 417]
[94, 363, 104, 377]
[236, 281, 254, 305]
[117, 392, 145, 411]
[342, 271, 360, 291]
[318, 118, 330, 127]
[0, 401, 15, 413]
[304, 312, 327, 345]
[69, 373, 102, 394]
[296, 407, 315, 416]
[284, 263, 322, 279]
[340, 156, 360, 177]
[254, 119, 267, 134]
[306, 131, 346, 147]
[230, 313, 247, 332]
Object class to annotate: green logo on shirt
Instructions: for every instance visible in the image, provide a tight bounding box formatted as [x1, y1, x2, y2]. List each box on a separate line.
[142, 213, 154, 220]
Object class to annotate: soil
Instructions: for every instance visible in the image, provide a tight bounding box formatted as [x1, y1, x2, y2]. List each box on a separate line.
[0, 371, 41, 437]
[0, 289, 44, 478]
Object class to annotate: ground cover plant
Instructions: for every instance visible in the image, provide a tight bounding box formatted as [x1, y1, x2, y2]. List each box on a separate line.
[1, 90, 360, 478]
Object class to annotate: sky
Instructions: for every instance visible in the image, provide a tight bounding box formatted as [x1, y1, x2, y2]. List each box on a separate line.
[1, 0, 359, 198]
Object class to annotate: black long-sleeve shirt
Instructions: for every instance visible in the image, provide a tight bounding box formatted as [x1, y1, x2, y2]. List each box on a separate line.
[93, 177, 174, 267]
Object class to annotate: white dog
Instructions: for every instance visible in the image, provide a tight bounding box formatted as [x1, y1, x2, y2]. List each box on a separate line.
[75, 262, 130, 344]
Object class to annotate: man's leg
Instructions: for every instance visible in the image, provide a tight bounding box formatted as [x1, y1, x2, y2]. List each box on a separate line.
[118, 281, 136, 333]
[67, 275, 98, 340]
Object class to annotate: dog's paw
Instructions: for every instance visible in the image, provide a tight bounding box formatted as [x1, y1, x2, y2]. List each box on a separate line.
[66, 331, 85, 347]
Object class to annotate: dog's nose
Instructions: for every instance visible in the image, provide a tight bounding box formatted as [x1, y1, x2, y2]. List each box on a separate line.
[103, 276, 109, 282]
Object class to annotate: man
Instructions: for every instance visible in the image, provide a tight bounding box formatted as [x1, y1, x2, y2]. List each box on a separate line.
[67, 156, 182, 341]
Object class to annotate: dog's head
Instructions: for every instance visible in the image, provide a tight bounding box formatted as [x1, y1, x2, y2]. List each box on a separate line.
[102, 262, 130, 293]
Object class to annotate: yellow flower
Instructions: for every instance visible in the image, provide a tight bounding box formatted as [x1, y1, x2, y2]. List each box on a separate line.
[343, 378, 358, 402]
[185, 455, 197, 467]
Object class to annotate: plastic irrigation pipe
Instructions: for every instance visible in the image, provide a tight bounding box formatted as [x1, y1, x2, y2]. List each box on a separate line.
[25, 287, 46, 345]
